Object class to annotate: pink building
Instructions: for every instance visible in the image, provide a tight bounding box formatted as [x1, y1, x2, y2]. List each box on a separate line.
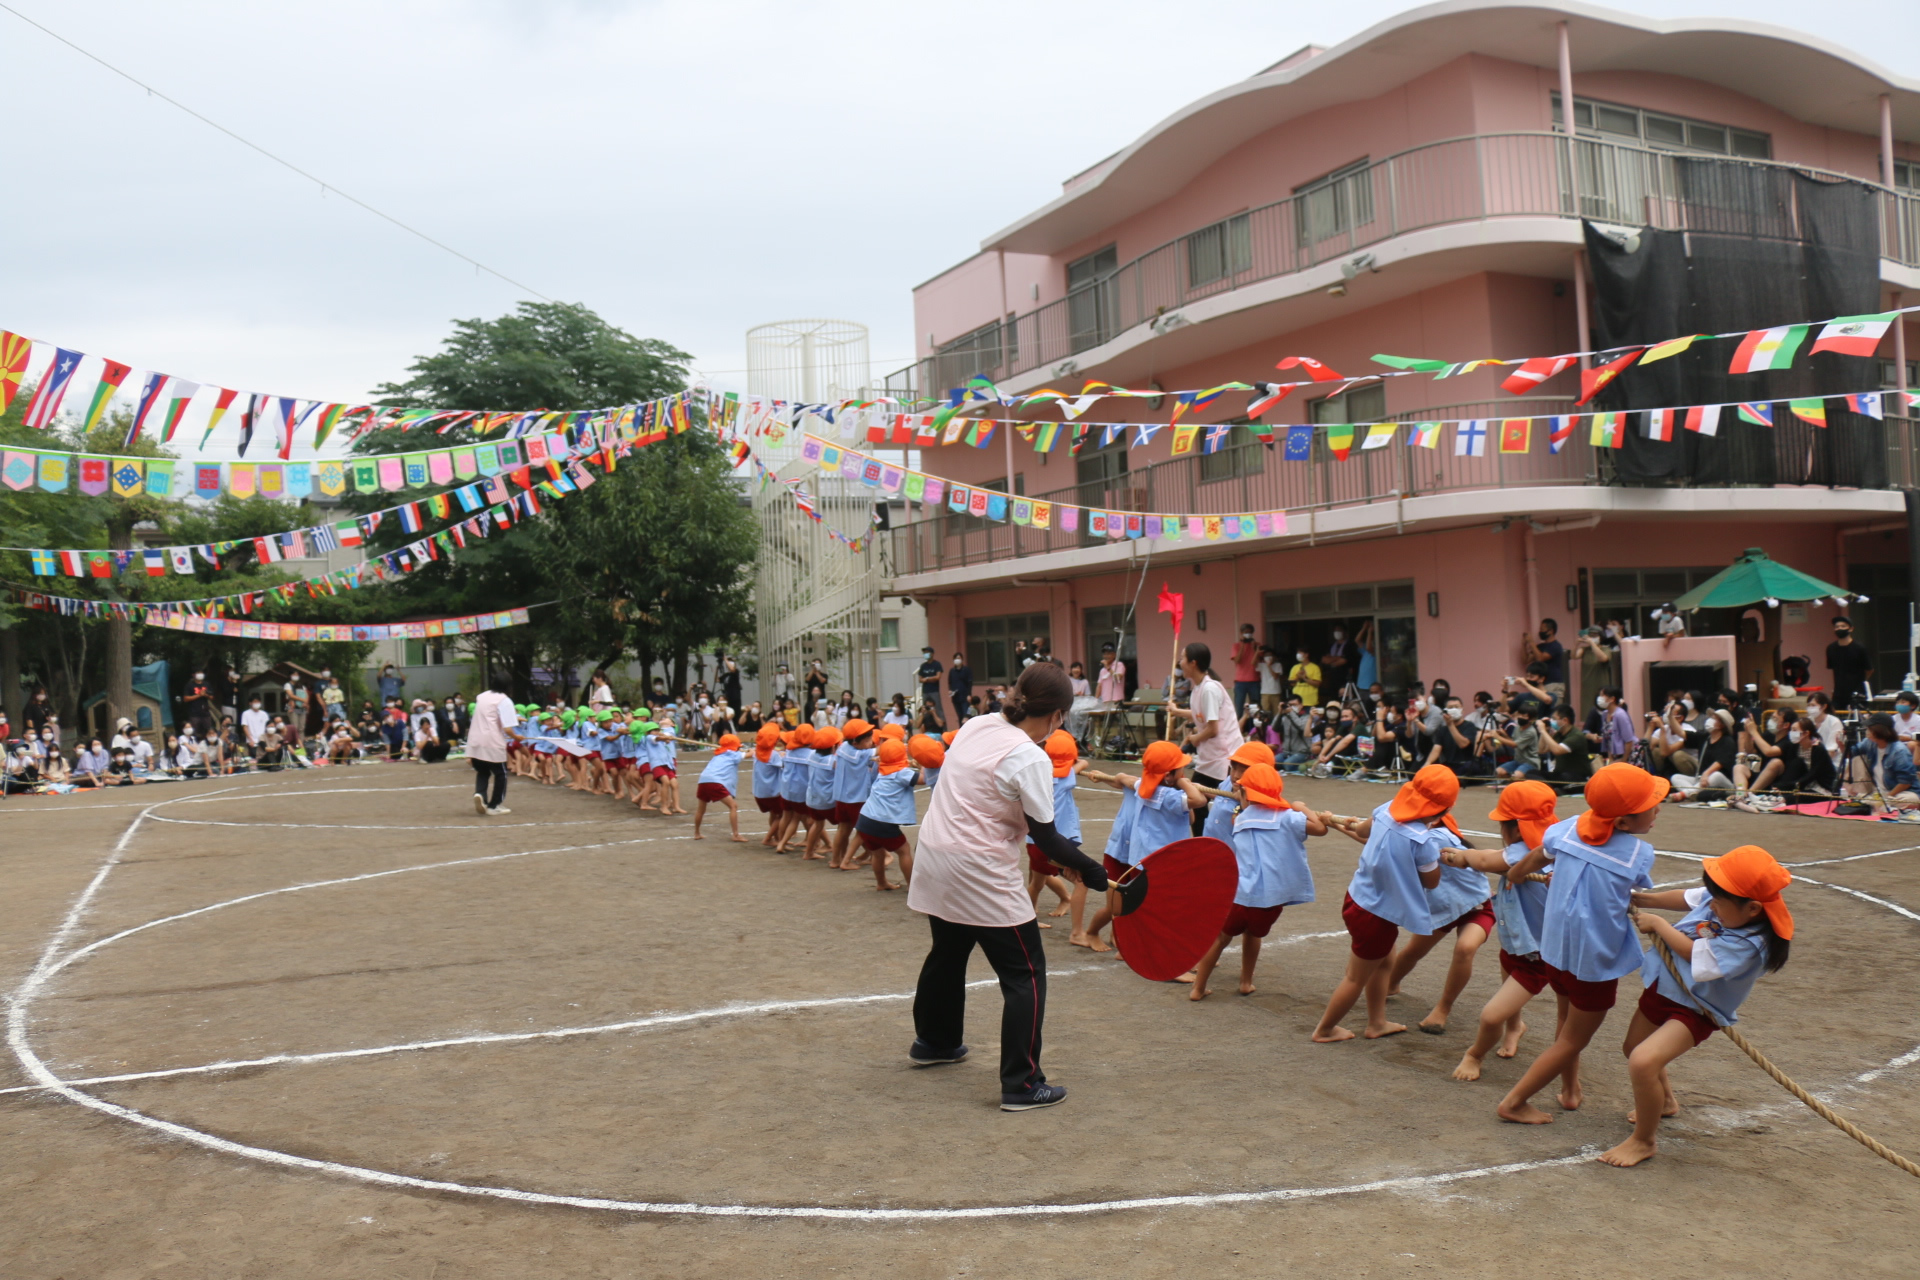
[879, 1, 1920, 715]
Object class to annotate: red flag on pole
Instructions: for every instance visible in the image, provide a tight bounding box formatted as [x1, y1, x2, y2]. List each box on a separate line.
[1156, 584, 1185, 635]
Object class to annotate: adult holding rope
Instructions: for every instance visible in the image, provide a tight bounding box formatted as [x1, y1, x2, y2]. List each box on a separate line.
[906, 661, 1110, 1111]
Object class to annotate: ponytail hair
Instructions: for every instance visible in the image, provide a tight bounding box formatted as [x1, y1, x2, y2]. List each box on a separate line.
[1003, 661, 1074, 726]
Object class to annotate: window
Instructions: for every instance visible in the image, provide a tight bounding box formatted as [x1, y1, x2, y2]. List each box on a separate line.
[934, 319, 1013, 387]
[1881, 358, 1920, 390]
[1187, 212, 1252, 287]
[1294, 159, 1374, 247]
[1067, 244, 1119, 353]
[1551, 93, 1770, 159]
[1308, 384, 1388, 460]
[965, 612, 1054, 685]
[1591, 566, 1726, 636]
[403, 640, 452, 667]
[1896, 159, 1918, 192]
[1199, 419, 1266, 483]
[878, 617, 900, 651]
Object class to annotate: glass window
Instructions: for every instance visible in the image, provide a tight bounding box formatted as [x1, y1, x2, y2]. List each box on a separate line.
[965, 612, 1054, 684]
[1596, 105, 1639, 137]
[1644, 114, 1686, 145]
[1731, 130, 1770, 160]
[1550, 93, 1769, 159]
[879, 618, 900, 651]
[1293, 159, 1374, 247]
[1199, 421, 1266, 483]
[1187, 213, 1252, 287]
[1067, 245, 1119, 354]
[1686, 122, 1728, 153]
[1896, 159, 1917, 192]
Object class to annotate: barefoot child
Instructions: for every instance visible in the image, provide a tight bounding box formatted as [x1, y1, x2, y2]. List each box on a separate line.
[751, 723, 786, 845]
[1497, 763, 1666, 1124]
[1597, 844, 1793, 1167]
[853, 739, 919, 888]
[775, 726, 815, 851]
[802, 726, 842, 859]
[1189, 763, 1326, 1000]
[1025, 731, 1083, 928]
[692, 734, 746, 841]
[1312, 765, 1463, 1042]
[829, 720, 877, 869]
[655, 717, 686, 816]
[1445, 780, 1561, 1082]
[1082, 741, 1207, 949]
[1383, 815, 1502, 1035]
[1202, 742, 1276, 841]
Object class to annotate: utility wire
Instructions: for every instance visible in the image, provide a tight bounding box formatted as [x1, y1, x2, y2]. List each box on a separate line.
[0, 2, 554, 302]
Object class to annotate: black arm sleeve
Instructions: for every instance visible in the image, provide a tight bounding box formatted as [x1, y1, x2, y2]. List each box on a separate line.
[1025, 815, 1108, 891]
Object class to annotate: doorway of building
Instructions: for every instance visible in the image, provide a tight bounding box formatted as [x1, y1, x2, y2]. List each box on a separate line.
[1083, 604, 1139, 702]
[1263, 580, 1417, 702]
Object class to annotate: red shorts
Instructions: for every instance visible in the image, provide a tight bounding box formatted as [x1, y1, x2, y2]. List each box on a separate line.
[1026, 843, 1061, 875]
[1103, 854, 1129, 881]
[807, 805, 835, 822]
[755, 795, 783, 813]
[859, 831, 906, 852]
[1222, 903, 1284, 938]
[695, 783, 732, 803]
[1436, 899, 1496, 939]
[834, 801, 864, 826]
[657, 767, 676, 779]
[1498, 949, 1552, 995]
[1543, 962, 1619, 1013]
[1341, 893, 1399, 961]
[1637, 986, 1717, 1046]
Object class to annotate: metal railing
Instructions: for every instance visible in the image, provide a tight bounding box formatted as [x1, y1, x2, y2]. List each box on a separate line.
[885, 132, 1920, 400]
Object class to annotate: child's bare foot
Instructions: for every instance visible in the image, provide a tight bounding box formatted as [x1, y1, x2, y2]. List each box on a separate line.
[802, 852, 824, 861]
[1312, 1026, 1356, 1043]
[1238, 981, 1256, 996]
[1189, 984, 1211, 1001]
[1364, 1021, 1408, 1039]
[691, 832, 704, 840]
[1173, 971, 1197, 984]
[1557, 1081, 1583, 1111]
[1497, 1100, 1555, 1124]
[1037, 921, 1052, 928]
[1069, 932, 1111, 953]
[1497, 1020, 1527, 1058]
[731, 835, 748, 843]
[1452, 1053, 1484, 1081]
[1047, 902, 1071, 917]
[1627, 1096, 1680, 1123]
[876, 881, 899, 891]
[1597, 1136, 1657, 1167]
[1385, 984, 1402, 998]
[1418, 1016, 1447, 1034]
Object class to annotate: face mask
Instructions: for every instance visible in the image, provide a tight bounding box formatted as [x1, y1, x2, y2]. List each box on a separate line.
[1331, 630, 1345, 641]
[1789, 729, 1804, 743]
[1900, 705, 1915, 717]
[1446, 707, 1463, 721]
[1596, 696, 1609, 709]
[1296, 653, 1307, 663]
[1681, 699, 1694, 711]
[1538, 630, 1551, 641]
[1836, 629, 1851, 638]
[1810, 708, 1825, 722]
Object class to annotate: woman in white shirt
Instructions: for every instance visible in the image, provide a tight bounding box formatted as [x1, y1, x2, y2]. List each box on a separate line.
[906, 663, 1110, 1112]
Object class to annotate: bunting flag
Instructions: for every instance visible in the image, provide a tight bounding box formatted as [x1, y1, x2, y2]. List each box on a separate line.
[1728, 325, 1809, 374]
[159, 380, 199, 442]
[1170, 424, 1200, 456]
[127, 371, 169, 446]
[1789, 398, 1827, 426]
[1361, 422, 1396, 451]
[1326, 423, 1355, 461]
[1809, 313, 1894, 358]
[1246, 381, 1293, 418]
[1454, 419, 1487, 457]
[76, 457, 109, 496]
[1737, 402, 1774, 427]
[237, 393, 260, 456]
[1548, 416, 1575, 453]
[1284, 425, 1312, 461]
[24, 348, 83, 429]
[1275, 355, 1342, 382]
[1646, 408, 1677, 442]
[1412, 421, 1442, 449]
[1845, 392, 1884, 420]
[201, 387, 239, 449]
[0, 331, 31, 414]
[84, 359, 134, 431]
[1640, 333, 1705, 364]
[1577, 348, 1642, 405]
[9, 597, 540, 640]
[1498, 418, 1531, 453]
[1683, 404, 1722, 437]
[1499, 355, 1576, 394]
[1589, 412, 1623, 448]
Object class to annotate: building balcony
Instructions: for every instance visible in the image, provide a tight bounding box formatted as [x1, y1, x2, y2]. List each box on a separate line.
[882, 408, 1920, 590]
[885, 131, 1920, 400]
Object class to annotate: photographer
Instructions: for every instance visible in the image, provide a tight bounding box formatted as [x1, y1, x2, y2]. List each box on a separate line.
[1536, 702, 1594, 786]
[1492, 704, 1543, 779]
[1278, 696, 1314, 772]
[1573, 626, 1615, 711]
[1646, 703, 1699, 779]
[1522, 618, 1567, 705]
[1358, 697, 1405, 780]
[1425, 696, 1481, 777]
[1846, 714, 1919, 807]
[1670, 709, 1738, 798]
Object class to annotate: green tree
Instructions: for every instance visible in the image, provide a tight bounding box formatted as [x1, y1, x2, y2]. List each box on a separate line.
[348, 302, 755, 700]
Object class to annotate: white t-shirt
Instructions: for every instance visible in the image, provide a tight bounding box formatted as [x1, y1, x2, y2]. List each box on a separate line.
[1189, 676, 1244, 779]
[1811, 712, 1845, 762]
[1893, 710, 1920, 740]
[241, 708, 269, 743]
[1258, 656, 1284, 696]
[465, 692, 521, 764]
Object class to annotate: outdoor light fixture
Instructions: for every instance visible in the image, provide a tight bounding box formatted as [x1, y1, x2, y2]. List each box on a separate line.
[1565, 584, 1579, 611]
[1340, 253, 1379, 280]
[1766, 597, 1780, 607]
[1427, 591, 1440, 617]
[1858, 593, 1872, 603]
[1196, 609, 1208, 632]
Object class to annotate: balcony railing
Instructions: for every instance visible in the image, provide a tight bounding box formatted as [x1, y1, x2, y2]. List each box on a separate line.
[885, 132, 1920, 400]
[884, 409, 1920, 577]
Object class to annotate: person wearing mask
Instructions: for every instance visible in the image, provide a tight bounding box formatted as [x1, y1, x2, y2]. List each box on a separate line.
[1093, 647, 1125, 708]
[1646, 703, 1699, 779]
[1523, 619, 1567, 705]
[1423, 679, 1453, 741]
[1278, 696, 1315, 772]
[23, 688, 54, 735]
[1493, 705, 1542, 779]
[1669, 709, 1738, 796]
[916, 648, 945, 727]
[1536, 702, 1594, 786]
[1287, 647, 1323, 708]
[1230, 624, 1262, 717]
[1168, 642, 1244, 836]
[1321, 626, 1360, 697]
[181, 671, 215, 739]
[1572, 628, 1613, 713]
[72, 738, 111, 788]
[40, 741, 70, 785]
[241, 697, 270, 750]
[1256, 646, 1285, 716]
[1825, 616, 1874, 708]
[720, 653, 743, 711]
[1847, 713, 1919, 807]
[4, 743, 40, 795]
[1803, 690, 1846, 766]
[377, 662, 406, 703]
[1891, 691, 1920, 745]
[1595, 687, 1637, 761]
[1653, 602, 1686, 646]
[948, 652, 974, 725]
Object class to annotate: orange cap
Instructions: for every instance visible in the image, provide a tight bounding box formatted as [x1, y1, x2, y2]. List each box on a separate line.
[1230, 741, 1276, 769]
[842, 718, 873, 740]
[1138, 740, 1191, 798]
[1044, 729, 1079, 778]
[718, 734, 741, 752]
[1702, 844, 1793, 939]
[1388, 765, 1462, 837]
[908, 734, 946, 769]
[1576, 763, 1669, 845]
[942, 730, 957, 745]
[792, 724, 815, 747]
[877, 739, 910, 775]
[813, 726, 843, 752]
[1239, 762, 1287, 809]
[755, 723, 782, 762]
[1489, 780, 1558, 851]
[877, 723, 907, 741]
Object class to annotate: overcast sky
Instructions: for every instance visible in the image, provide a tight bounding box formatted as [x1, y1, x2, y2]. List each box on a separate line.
[4, 0, 1916, 461]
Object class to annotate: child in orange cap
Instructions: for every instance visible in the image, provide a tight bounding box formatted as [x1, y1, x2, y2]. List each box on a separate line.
[908, 733, 945, 790]
[1187, 763, 1328, 1001]
[692, 734, 747, 842]
[1599, 844, 1793, 1167]
[853, 739, 920, 889]
[1198, 741, 1277, 842]
[1081, 741, 1207, 952]
[801, 725, 843, 860]
[828, 719, 878, 870]
[1497, 762, 1666, 1124]
[1025, 730, 1084, 929]
[751, 723, 786, 846]
[1442, 780, 1561, 1082]
[773, 724, 816, 853]
[1313, 764, 1464, 1042]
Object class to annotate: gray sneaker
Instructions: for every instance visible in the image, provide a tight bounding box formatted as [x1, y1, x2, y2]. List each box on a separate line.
[472, 793, 489, 816]
[1000, 1083, 1067, 1111]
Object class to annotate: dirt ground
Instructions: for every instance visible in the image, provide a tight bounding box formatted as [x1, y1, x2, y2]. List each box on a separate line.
[4, 759, 1918, 1279]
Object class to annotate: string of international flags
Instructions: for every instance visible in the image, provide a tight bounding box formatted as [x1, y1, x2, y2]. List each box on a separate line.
[6, 590, 544, 642]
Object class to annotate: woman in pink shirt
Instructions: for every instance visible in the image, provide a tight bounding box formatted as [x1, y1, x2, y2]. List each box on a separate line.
[907, 663, 1110, 1112]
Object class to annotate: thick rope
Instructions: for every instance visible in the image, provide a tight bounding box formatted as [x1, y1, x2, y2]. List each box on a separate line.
[1642, 922, 1920, 1179]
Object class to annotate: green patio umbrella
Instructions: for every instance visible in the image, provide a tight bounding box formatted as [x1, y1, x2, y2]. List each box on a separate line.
[1672, 547, 1862, 612]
